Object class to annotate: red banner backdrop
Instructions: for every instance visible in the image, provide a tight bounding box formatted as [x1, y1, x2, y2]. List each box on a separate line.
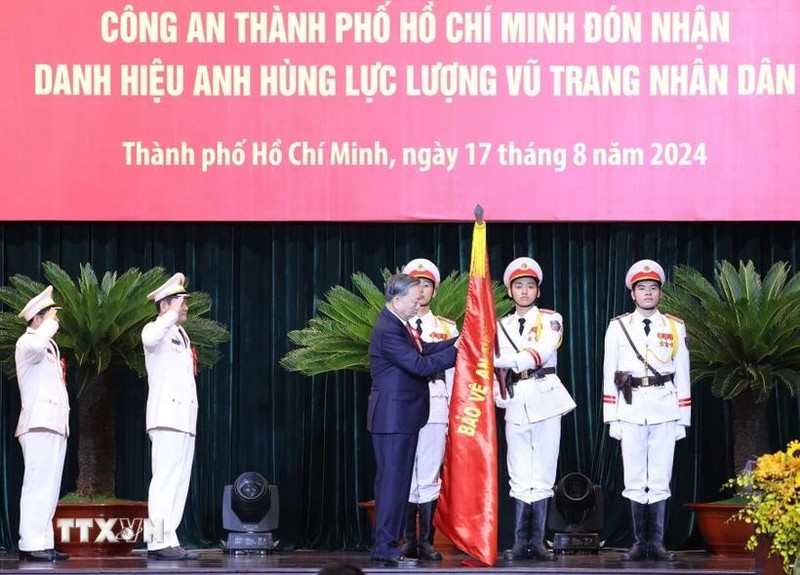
[1, 0, 798, 221]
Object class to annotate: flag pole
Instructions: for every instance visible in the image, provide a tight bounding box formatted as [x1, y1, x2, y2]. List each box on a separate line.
[434, 205, 498, 566]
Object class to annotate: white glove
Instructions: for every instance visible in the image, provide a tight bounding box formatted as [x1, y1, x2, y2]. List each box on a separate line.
[493, 355, 515, 369]
[609, 421, 623, 441]
[675, 426, 687, 441]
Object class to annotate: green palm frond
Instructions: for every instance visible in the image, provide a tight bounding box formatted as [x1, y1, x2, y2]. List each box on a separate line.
[427, 272, 470, 323]
[281, 270, 513, 376]
[661, 260, 800, 403]
[0, 262, 229, 397]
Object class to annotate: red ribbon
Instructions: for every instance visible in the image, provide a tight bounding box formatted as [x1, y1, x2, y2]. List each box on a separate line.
[406, 322, 423, 351]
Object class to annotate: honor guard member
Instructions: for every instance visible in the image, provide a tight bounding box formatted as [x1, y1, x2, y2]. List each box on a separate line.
[400, 259, 459, 561]
[142, 273, 201, 561]
[602, 260, 691, 562]
[493, 258, 576, 561]
[15, 286, 70, 562]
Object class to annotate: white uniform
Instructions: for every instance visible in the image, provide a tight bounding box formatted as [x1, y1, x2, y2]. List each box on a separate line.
[494, 307, 576, 503]
[15, 318, 69, 552]
[142, 310, 198, 550]
[602, 310, 691, 504]
[407, 311, 458, 504]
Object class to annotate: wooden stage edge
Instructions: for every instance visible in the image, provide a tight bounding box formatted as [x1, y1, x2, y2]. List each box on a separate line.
[0, 548, 757, 575]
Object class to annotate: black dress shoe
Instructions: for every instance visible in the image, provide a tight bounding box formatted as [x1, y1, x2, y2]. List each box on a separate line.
[173, 546, 201, 560]
[148, 547, 188, 561]
[622, 542, 648, 561]
[417, 542, 442, 561]
[19, 550, 55, 562]
[648, 544, 677, 562]
[530, 543, 557, 562]
[371, 555, 419, 568]
[47, 549, 69, 561]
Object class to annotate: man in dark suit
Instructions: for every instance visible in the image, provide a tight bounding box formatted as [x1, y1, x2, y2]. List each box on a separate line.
[368, 273, 459, 567]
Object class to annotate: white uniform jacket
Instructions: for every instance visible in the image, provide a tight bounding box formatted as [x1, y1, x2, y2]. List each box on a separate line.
[15, 318, 70, 437]
[412, 311, 458, 424]
[602, 310, 691, 427]
[142, 311, 198, 435]
[494, 307, 576, 424]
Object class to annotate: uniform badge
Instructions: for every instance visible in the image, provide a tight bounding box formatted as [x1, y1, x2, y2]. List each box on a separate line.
[550, 320, 562, 332]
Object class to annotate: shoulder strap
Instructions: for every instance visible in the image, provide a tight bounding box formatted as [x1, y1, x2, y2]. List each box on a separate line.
[497, 319, 519, 353]
[666, 317, 679, 360]
[616, 318, 661, 377]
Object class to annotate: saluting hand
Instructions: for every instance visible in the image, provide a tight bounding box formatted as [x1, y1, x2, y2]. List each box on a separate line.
[169, 296, 186, 314]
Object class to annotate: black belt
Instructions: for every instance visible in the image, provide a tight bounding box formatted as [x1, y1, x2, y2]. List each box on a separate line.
[630, 373, 673, 388]
[518, 367, 556, 381]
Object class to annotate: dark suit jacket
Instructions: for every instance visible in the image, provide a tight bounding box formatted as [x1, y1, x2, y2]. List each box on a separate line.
[367, 306, 458, 434]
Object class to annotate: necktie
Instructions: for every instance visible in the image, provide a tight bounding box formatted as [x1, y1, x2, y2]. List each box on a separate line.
[415, 318, 423, 336]
[518, 318, 526, 335]
[407, 322, 422, 351]
[643, 318, 651, 336]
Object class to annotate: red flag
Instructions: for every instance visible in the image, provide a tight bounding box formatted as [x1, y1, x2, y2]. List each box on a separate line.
[435, 215, 498, 566]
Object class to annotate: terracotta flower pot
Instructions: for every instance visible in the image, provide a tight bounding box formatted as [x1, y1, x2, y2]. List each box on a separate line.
[754, 535, 789, 575]
[53, 501, 150, 557]
[685, 502, 754, 557]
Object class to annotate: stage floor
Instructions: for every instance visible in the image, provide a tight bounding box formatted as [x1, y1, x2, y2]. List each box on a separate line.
[0, 549, 756, 575]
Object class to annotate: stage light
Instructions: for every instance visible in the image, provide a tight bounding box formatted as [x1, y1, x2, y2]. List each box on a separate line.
[222, 472, 279, 553]
[547, 472, 603, 554]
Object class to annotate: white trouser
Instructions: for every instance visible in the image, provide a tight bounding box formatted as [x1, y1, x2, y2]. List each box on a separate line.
[408, 422, 447, 504]
[619, 420, 676, 504]
[147, 429, 195, 550]
[505, 415, 562, 504]
[18, 431, 67, 551]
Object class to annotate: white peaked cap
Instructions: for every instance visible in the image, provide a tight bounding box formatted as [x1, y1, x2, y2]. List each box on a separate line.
[503, 257, 543, 288]
[625, 259, 666, 289]
[147, 272, 191, 302]
[19, 285, 56, 321]
[402, 258, 441, 287]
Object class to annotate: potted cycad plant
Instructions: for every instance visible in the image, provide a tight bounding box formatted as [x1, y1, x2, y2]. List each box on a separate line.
[661, 260, 800, 557]
[0, 262, 228, 555]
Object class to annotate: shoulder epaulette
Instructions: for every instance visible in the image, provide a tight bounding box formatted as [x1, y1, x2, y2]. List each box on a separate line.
[664, 313, 684, 324]
[437, 316, 457, 326]
[612, 312, 631, 321]
[538, 308, 556, 314]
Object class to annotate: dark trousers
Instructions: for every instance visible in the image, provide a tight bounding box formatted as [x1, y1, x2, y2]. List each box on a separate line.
[371, 432, 419, 559]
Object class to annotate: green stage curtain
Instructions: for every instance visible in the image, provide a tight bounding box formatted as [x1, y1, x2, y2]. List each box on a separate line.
[1, 222, 799, 552]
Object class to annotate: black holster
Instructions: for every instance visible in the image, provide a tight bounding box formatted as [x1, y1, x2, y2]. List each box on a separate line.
[495, 368, 516, 399]
[614, 371, 633, 405]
